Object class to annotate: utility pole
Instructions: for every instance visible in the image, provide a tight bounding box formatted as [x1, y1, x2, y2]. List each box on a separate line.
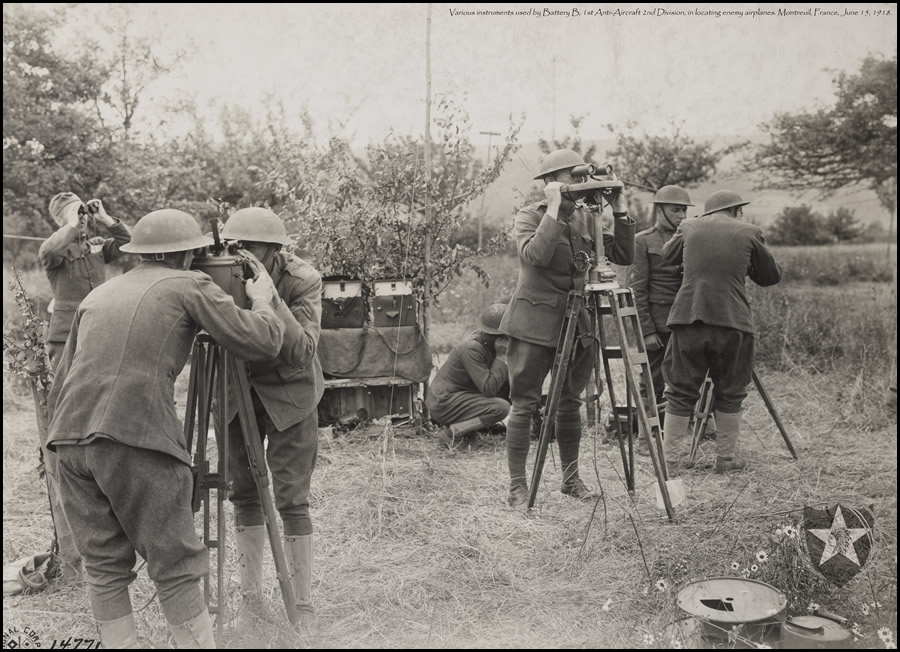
[423, 3, 433, 419]
[551, 56, 557, 142]
[477, 130, 500, 250]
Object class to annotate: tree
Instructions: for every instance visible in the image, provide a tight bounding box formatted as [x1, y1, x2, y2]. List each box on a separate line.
[605, 122, 735, 229]
[3, 4, 115, 238]
[767, 205, 833, 246]
[98, 4, 191, 137]
[751, 55, 897, 237]
[256, 99, 522, 307]
[824, 207, 862, 242]
[3, 3, 193, 265]
[752, 55, 896, 197]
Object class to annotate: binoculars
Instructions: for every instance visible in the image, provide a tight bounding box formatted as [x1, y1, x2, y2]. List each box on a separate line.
[78, 200, 100, 217]
[560, 163, 624, 206]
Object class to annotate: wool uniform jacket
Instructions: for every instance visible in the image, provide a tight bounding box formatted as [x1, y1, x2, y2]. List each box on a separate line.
[46, 262, 291, 465]
[500, 201, 635, 347]
[429, 333, 508, 400]
[38, 220, 133, 344]
[627, 224, 682, 337]
[663, 214, 782, 334]
[221, 252, 325, 430]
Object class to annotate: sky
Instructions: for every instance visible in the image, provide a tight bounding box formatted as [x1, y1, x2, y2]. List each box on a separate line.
[53, 2, 898, 147]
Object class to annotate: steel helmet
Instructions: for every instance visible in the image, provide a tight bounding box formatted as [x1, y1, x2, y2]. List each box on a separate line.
[703, 190, 750, 216]
[652, 185, 693, 207]
[221, 207, 293, 246]
[120, 210, 213, 254]
[533, 149, 586, 180]
[479, 303, 507, 335]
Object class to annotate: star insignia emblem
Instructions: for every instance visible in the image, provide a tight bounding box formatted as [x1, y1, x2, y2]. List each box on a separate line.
[808, 505, 870, 566]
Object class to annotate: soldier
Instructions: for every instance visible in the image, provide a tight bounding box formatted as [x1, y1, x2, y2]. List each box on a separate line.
[37, 193, 132, 582]
[427, 303, 510, 449]
[39, 193, 132, 368]
[628, 186, 693, 419]
[219, 208, 324, 635]
[500, 149, 635, 508]
[661, 191, 782, 473]
[47, 209, 291, 649]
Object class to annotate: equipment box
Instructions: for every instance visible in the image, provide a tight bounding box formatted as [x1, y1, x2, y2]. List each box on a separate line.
[372, 279, 416, 327]
[322, 277, 366, 329]
[318, 377, 417, 424]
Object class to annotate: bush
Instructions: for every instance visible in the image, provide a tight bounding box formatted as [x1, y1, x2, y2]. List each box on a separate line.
[768, 205, 833, 245]
[750, 281, 895, 374]
[773, 243, 895, 285]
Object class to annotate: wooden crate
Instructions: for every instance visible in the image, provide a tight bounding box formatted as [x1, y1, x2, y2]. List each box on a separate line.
[318, 376, 418, 424]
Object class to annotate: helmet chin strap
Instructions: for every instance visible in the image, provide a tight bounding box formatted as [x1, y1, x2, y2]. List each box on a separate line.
[660, 206, 679, 230]
[262, 244, 281, 272]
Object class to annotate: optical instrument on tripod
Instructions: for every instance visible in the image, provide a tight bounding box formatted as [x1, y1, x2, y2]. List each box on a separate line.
[528, 175, 681, 518]
[184, 220, 299, 636]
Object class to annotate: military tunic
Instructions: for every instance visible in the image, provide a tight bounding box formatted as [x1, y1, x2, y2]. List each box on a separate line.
[627, 223, 681, 407]
[662, 214, 782, 416]
[39, 220, 133, 365]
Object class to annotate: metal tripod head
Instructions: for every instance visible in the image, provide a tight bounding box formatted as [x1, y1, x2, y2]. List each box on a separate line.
[584, 202, 621, 292]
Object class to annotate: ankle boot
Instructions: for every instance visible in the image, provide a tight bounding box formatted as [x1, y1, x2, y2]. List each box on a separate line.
[508, 482, 529, 509]
[437, 417, 486, 449]
[167, 608, 216, 648]
[285, 534, 318, 638]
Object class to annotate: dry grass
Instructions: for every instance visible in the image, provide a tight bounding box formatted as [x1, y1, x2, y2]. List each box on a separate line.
[3, 366, 897, 648]
[3, 245, 897, 648]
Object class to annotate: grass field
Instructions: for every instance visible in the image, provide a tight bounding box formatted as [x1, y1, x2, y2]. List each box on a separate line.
[2, 243, 897, 648]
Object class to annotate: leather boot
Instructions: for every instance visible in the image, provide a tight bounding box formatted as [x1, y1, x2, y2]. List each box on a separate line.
[560, 476, 599, 500]
[508, 482, 529, 509]
[235, 525, 267, 624]
[436, 416, 485, 449]
[285, 534, 318, 639]
[97, 612, 138, 649]
[167, 608, 216, 648]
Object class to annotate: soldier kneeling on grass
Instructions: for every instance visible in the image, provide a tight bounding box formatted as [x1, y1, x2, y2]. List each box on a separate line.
[427, 303, 511, 449]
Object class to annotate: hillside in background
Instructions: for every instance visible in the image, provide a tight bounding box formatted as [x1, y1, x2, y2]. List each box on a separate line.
[470, 138, 888, 229]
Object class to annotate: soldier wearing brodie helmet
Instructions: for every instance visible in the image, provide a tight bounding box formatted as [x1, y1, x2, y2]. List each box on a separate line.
[47, 208, 289, 648]
[500, 149, 635, 508]
[627, 185, 706, 446]
[219, 207, 324, 636]
[661, 190, 782, 474]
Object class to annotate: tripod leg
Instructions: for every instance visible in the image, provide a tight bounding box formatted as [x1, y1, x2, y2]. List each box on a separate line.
[610, 290, 676, 519]
[593, 293, 634, 492]
[752, 370, 799, 460]
[184, 341, 202, 455]
[227, 352, 301, 627]
[528, 293, 582, 509]
[689, 376, 714, 466]
[189, 339, 220, 629]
